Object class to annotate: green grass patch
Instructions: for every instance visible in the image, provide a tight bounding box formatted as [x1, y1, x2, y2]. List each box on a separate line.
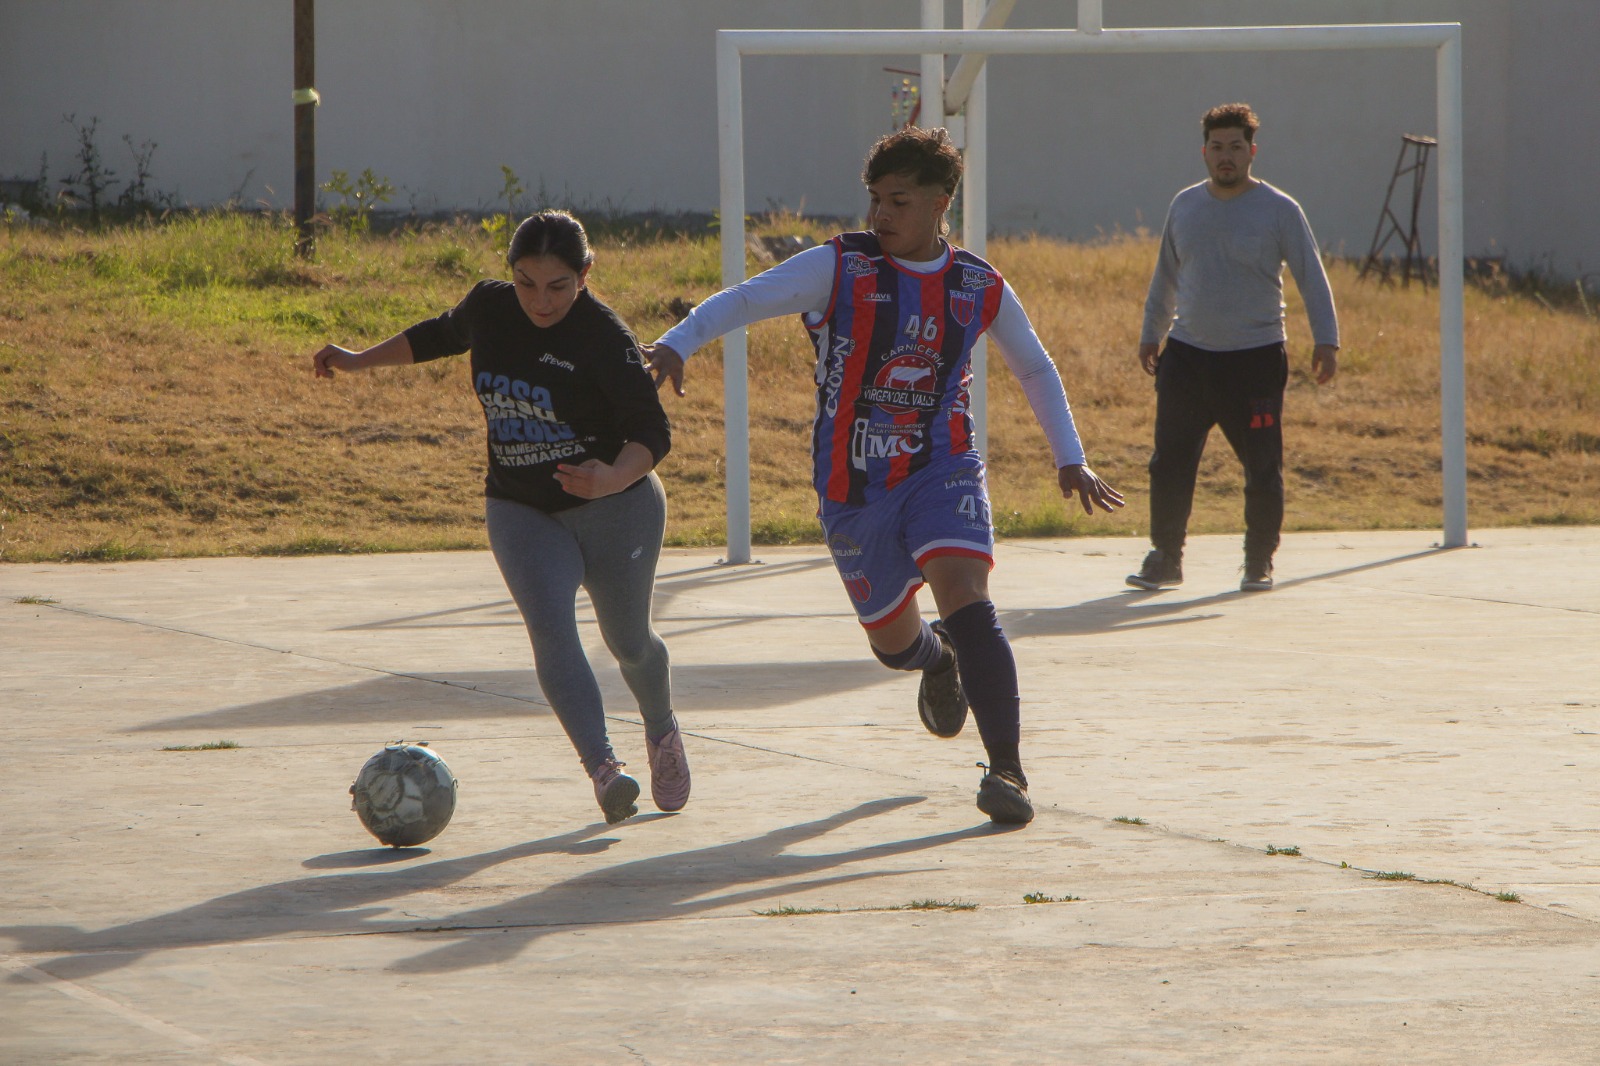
[752, 904, 840, 917]
[1495, 891, 1522, 903]
[750, 514, 823, 545]
[59, 541, 160, 563]
[1265, 844, 1302, 856]
[1530, 511, 1597, 526]
[892, 899, 977, 912]
[1113, 816, 1146, 825]
[753, 899, 978, 916]
[15, 595, 57, 605]
[1370, 871, 1416, 881]
[1023, 892, 1082, 904]
[161, 740, 241, 751]
[663, 525, 728, 549]
[993, 504, 1087, 539]
[4, 217, 1598, 562]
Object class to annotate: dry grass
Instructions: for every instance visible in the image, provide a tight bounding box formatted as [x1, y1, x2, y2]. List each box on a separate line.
[1, 213, 1595, 562]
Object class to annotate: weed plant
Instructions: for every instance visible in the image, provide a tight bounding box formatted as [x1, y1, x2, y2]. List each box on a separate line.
[1, 214, 1596, 561]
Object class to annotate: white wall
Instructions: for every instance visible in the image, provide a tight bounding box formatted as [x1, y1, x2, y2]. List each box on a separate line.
[2, 1, 1594, 277]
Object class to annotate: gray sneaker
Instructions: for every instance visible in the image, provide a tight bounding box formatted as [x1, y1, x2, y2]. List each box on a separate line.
[975, 763, 1034, 826]
[917, 622, 968, 738]
[1126, 549, 1183, 590]
[645, 726, 691, 812]
[589, 757, 640, 824]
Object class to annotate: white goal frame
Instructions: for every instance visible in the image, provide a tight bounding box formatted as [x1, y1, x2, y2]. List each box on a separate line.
[713, 11, 1466, 563]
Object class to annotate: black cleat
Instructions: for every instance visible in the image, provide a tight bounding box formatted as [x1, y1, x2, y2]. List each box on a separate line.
[917, 622, 968, 738]
[976, 762, 1034, 825]
[1126, 549, 1183, 590]
[1240, 557, 1274, 592]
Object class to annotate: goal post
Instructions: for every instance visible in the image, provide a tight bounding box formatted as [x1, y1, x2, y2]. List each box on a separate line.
[715, 21, 1466, 564]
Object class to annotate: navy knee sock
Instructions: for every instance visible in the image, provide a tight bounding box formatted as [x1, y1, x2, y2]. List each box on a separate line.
[870, 620, 947, 672]
[939, 600, 1023, 778]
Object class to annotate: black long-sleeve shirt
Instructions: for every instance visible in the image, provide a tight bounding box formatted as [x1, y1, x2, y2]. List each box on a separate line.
[404, 282, 670, 513]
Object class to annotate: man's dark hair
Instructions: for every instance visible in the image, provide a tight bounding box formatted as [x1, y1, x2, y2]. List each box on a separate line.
[862, 126, 963, 196]
[1202, 103, 1261, 143]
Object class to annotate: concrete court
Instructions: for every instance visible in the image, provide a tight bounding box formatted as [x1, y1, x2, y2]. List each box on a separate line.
[2, 526, 1598, 1065]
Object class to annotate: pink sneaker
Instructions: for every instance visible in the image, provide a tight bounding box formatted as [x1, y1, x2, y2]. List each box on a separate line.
[645, 727, 691, 812]
[589, 757, 639, 824]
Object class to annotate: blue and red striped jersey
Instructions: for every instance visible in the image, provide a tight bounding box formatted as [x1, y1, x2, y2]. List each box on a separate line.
[806, 232, 1003, 505]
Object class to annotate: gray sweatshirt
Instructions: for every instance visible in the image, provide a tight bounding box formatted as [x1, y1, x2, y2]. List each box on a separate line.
[1141, 179, 1339, 352]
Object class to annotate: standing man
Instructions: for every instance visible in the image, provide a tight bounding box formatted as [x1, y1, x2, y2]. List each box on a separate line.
[1129, 102, 1339, 593]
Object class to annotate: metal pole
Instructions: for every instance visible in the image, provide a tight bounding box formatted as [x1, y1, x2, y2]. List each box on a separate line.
[945, 0, 1018, 113]
[293, 0, 315, 259]
[1436, 29, 1469, 546]
[920, 0, 945, 130]
[963, 0, 989, 458]
[716, 33, 752, 564]
[1078, 0, 1103, 34]
[722, 26, 1459, 58]
[716, 22, 1465, 556]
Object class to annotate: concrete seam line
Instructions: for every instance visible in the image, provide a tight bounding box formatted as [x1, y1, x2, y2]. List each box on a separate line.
[0, 954, 268, 1066]
[1339, 585, 1600, 616]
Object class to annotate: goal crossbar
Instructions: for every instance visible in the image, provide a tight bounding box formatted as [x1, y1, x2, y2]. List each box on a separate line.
[715, 23, 1466, 562]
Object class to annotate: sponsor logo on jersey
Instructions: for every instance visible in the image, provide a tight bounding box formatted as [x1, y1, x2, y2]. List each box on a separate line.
[860, 353, 938, 414]
[820, 335, 856, 417]
[841, 569, 873, 603]
[886, 341, 945, 364]
[842, 251, 876, 277]
[961, 267, 997, 291]
[828, 533, 863, 558]
[949, 290, 977, 328]
[540, 352, 576, 371]
[862, 291, 893, 302]
[850, 418, 924, 470]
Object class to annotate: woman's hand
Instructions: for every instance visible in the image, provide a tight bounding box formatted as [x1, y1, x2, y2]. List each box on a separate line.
[312, 344, 357, 378]
[312, 335, 416, 378]
[554, 459, 626, 500]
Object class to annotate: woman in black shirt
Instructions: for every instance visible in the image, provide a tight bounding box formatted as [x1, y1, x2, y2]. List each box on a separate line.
[312, 211, 686, 824]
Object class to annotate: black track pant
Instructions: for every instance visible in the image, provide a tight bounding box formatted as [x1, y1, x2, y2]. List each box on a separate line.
[1147, 338, 1288, 561]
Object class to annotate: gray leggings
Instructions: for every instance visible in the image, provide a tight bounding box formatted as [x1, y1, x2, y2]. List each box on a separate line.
[485, 474, 673, 774]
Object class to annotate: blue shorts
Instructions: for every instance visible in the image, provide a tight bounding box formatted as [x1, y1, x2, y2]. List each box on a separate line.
[818, 459, 994, 629]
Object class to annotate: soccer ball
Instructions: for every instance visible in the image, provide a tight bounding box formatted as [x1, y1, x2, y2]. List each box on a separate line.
[349, 742, 458, 847]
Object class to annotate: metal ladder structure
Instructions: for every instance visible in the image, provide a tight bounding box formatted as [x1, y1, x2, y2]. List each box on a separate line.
[1360, 133, 1438, 287]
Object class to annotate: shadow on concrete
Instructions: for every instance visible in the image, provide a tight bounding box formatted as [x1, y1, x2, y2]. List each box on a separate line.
[655, 556, 837, 591]
[1, 797, 992, 980]
[129, 669, 550, 733]
[127, 551, 1446, 734]
[1001, 547, 1446, 640]
[302, 848, 436, 869]
[131, 657, 898, 733]
[387, 795, 993, 974]
[331, 557, 839, 634]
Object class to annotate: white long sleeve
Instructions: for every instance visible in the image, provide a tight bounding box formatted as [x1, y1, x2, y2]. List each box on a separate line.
[655, 243, 1087, 468]
[654, 245, 835, 356]
[987, 291, 1087, 469]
